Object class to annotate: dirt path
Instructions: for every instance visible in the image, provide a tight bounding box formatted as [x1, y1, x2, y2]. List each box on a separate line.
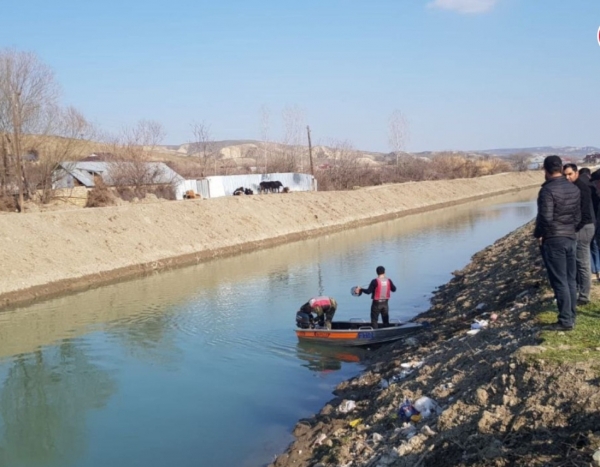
[0, 172, 541, 310]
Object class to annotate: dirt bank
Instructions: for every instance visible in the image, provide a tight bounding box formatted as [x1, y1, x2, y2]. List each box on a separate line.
[271, 221, 600, 467]
[0, 172, 541, 310]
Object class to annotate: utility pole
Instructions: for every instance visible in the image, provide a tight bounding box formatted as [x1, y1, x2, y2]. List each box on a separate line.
[307, 125, 315, 191]
[307, 125, 314, 176]
[11, 91, 24, 213]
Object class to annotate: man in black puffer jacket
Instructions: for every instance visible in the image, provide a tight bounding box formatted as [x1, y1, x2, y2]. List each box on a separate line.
[534, 155, 581, 330]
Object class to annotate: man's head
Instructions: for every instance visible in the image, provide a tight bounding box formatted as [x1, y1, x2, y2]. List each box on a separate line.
[543, 155, 563, 180]
[563, 163, 579, 183]
[579, 167, 591, 178]
[591, 170, 600, 189]
[376, 266, 385, 275]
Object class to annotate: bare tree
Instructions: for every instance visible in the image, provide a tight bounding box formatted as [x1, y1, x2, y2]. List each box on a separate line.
[260, 105, 270, 173]
[508, 152, 532, 172]
[107, 120, 174, 198]
[388, 110, 410, 167]
[316, 139, 372, 190]
[281, 105, 305, 172]
[0, 49, 60, 211]
[27, 106, 93, 203]
[191, 120, 216, 175]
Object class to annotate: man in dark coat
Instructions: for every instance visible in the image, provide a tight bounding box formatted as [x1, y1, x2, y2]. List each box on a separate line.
[534, 155, 581, 330]
[563, 163, 595, 304]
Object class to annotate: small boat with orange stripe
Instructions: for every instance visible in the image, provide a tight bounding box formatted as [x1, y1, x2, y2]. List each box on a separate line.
[295, 314, 425, 347]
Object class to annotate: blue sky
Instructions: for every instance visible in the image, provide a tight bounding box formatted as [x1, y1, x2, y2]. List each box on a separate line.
[2, 0, 599, 152]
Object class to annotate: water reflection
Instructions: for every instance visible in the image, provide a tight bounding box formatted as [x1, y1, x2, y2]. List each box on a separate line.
[0, 341, 116, 467]
[295, 342, 368, 373]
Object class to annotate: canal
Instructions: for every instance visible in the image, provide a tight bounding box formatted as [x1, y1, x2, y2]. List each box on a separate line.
[0, 190, 537, 467]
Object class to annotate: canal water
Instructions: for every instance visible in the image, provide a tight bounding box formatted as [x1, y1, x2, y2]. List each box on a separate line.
[0, 190, 537, 467]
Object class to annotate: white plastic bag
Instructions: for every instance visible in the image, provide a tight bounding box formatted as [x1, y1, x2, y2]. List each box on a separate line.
[413, 396, 441, 419]
[471, 319, 488, 330]
[338, 400, 357, 414]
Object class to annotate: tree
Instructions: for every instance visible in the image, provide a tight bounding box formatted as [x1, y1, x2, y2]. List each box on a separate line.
[0, 49, 60, 211]
[509, 152, 532, 172]
[281, 104, 305, 171]
[107, 120, 174, 198]
[388, 110, 410, 167]
[27, 106, 93, 203]
[260, 105, 270, 173]
[190, 120, 216, 176]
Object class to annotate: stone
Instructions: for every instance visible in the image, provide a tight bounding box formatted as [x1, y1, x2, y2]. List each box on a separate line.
[476, 388, 489, 406]
[593, 449, 600, 467]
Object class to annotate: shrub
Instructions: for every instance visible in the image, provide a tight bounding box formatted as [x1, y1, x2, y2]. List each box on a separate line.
[0, 195, 17, 212]
[86, 181, 116, 208]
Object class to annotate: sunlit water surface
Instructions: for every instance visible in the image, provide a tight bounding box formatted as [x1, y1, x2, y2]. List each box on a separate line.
[0, 190, 537, 467]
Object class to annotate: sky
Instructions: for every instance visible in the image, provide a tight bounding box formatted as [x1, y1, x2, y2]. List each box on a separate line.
[1, 0, 600, 152]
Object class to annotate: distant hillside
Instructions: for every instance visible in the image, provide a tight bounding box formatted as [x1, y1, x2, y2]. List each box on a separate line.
[476, 146, 600, 158]
[149, 140, 600, 170]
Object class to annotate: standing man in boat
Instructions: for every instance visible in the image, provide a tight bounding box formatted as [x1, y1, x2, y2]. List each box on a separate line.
[299, 296, 338, 330]
[354, 266, 397, 329]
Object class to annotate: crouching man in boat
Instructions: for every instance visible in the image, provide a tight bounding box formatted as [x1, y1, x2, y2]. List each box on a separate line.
[298, 297, 338, 330]
[354, 266, 397, 329]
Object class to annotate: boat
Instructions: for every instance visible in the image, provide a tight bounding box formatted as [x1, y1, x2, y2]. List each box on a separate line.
[295, 314, 426, 347]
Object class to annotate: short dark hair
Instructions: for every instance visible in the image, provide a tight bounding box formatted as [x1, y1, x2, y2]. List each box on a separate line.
[376, 266, 385, 275]
[543, 155, 563, 174]
[563, 163, 578, 172]
[579, 167, 591, 176]
[591, 169, 600, 181]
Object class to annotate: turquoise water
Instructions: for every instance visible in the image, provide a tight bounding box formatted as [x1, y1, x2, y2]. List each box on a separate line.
[0, 191, 537, 467]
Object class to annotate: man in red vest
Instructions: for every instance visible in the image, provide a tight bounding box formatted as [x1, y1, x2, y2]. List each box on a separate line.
[355, 266, 397, 328]
[299, 296, 338, 330]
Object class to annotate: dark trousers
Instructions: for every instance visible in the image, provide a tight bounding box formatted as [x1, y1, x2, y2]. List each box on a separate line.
[541, 236, 577, 327]
[370, 300, 389, 329]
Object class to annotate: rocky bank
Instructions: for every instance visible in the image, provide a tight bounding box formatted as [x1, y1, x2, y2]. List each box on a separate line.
[270, 221, 600, 467]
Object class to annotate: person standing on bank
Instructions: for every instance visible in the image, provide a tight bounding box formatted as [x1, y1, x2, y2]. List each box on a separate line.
[588, 169, 600, 281]
[534, 156, 581, 331]
[563, 163, 595, 304]
[354, 266, 397, 329]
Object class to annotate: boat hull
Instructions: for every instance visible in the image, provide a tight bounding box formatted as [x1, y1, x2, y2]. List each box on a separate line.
[295, 321, 423, 347]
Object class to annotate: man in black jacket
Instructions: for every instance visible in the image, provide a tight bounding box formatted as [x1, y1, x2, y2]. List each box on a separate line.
[534, 155, 581, 330]
[563, 163, 595, 304]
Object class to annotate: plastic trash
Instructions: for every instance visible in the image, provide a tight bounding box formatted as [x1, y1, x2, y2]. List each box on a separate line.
[400, 361, 424, 369]
[397, 399, 421, 423]
[313, 433, 327, 446]
[338, 400, 357, 413]
[348, 418, 363, 428]
[379, 378, 389, 389]
[467, 329, 480, 336]
[399, 422, 418, 439]
[413, 396, 441, 419]
[471, 319, 489, 330]
[390, 370, 413, 383]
